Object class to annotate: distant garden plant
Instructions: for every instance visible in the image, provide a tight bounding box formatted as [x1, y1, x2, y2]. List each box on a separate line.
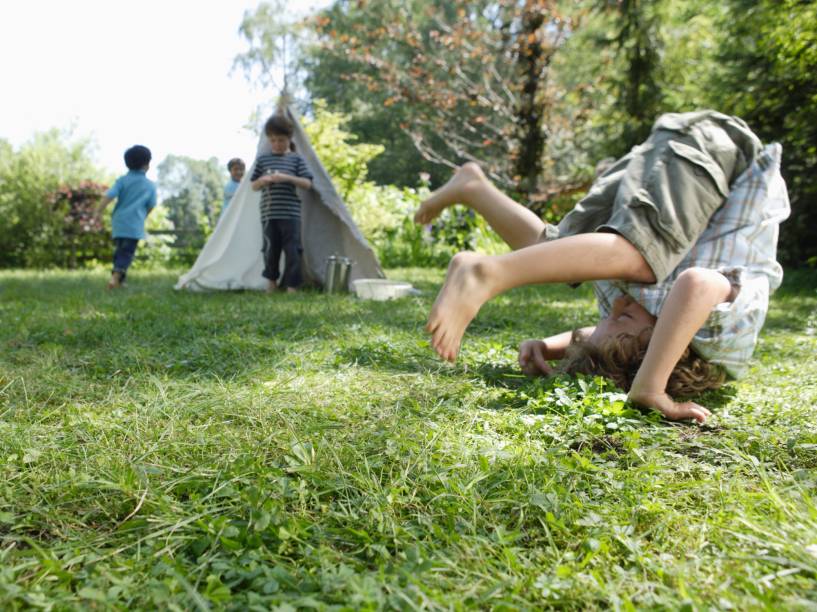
[44, 181, 110, 269]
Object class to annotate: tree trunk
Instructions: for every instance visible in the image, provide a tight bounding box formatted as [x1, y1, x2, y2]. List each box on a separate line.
[513, 1, 550, 196]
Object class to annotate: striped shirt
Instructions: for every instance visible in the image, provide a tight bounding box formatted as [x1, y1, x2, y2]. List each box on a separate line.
[250, 153, 313, 221]
[593, 143, 790, 378]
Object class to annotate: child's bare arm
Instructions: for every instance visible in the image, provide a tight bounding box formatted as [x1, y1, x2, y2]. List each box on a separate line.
[268, 173, 312, 190]
[95, 195, 113, 217]
[251, 176, 269, 191]
[290, 176, 312, 190]
[518, 327, 594, 375]
[628, 267, 733, 422]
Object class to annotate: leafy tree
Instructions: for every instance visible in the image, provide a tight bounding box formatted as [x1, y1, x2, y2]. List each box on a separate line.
[302, 100, 384, 199]
[233, 0, 442, 187]
[234, 1, 319, 132]
[303, 100, 506, 266]
[301, 21, 440, 188]
[239, 0, 817, 267]
[552, 0, 669, 162]
[157, 155, 225, 243]
[233, 0, 293, 93]
[0, 130, 107, 268]
[311, 0, 575, 195]
[711, 0, 817, 267]
[301, 100, 405, 249]
[658, 0, 721, 111]
[601, 0, 666, 154]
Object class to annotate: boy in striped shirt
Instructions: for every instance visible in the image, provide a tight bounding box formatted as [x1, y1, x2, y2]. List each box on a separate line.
[250, 115, 313, 292]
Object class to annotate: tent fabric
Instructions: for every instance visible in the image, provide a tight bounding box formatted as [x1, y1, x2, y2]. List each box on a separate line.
[175, 105, 384, 291]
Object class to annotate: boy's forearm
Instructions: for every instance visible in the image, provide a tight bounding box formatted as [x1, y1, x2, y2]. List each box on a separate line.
[96, 196, 112, 214]
[629, 268, 732, 398]
[519, 326, 595, 375]
[292, 177, 312, 190]
[540, 327, 594, 360]
[251, 178, 265, 191]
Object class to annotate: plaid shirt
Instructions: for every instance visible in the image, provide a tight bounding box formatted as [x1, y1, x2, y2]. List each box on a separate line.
[593, 143, 790, 378]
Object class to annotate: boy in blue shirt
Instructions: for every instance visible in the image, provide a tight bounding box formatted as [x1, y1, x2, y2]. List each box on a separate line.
[219, 158, 245, 222]
[96, 145, 158, 289]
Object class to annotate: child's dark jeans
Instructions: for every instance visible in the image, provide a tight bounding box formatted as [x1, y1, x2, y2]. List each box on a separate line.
[262, 219, 302, 289]
[112, 238, 139, 280]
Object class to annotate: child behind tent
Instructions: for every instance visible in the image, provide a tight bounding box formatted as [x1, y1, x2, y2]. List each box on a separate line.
[219, 158, 245, 222]
[96, 145, 158, 289]
[250, 115, 313, 292]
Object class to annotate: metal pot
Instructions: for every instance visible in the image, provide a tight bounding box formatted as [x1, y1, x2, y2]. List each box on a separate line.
[324, 255, 353, 293]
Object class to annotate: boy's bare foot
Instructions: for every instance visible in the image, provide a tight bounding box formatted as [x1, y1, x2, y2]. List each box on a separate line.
[266, 280, 278, 293]
[107, 272, 122, 290]
[413, 162, 486, 224]
[426, 251, 497, 362]
[286, 287, 297, 294]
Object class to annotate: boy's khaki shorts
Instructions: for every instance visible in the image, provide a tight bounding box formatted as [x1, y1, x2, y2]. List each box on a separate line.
[545, 111, 760, 283]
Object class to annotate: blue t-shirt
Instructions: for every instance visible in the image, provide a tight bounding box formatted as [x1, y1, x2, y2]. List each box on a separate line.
[106, 170, 158, 239]
[222, 179, 240, 214]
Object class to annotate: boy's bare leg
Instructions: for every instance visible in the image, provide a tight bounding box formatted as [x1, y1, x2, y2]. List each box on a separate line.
[414, 163, 546, 250]
[428, 233, 655, 361]
[107, 272, 122, 290]
[266, 279, 277, 293]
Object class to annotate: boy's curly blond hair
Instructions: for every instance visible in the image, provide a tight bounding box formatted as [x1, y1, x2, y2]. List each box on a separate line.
[561, 328, 726, 398]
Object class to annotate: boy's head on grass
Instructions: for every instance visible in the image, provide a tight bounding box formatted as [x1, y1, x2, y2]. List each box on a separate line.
[227, 158, 245, 182]
[265, 115, 295, 154]
[124, 145, 151, 171]
[562, 295, 725, 396]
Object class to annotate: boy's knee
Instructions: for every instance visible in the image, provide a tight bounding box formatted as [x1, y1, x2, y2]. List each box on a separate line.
[676, 267, 732, 302]
[461, 161, 484, 176]
[460, 162, 486, 183]
[457, 163, 489, 203]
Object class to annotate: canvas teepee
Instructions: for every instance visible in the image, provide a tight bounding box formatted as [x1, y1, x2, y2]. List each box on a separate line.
[175, 103, 384, 291]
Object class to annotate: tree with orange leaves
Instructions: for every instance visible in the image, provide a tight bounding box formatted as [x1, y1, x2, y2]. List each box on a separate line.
[310, 0, 576, 196]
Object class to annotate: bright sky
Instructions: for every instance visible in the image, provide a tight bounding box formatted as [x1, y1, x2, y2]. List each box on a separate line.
[0, 0, 331, 180]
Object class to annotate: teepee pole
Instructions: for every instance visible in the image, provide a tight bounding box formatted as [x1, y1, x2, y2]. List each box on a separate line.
[277, 33, 292, 114]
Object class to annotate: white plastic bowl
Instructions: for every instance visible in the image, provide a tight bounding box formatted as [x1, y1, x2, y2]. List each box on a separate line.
[352, 279, 414, 301]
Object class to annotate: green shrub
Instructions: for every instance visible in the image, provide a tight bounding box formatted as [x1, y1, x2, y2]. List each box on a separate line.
[137, 206, 177, 269]
[304, 103, 507, 267]
[0, 130, 108, 268]
[371, 191, 508, 268]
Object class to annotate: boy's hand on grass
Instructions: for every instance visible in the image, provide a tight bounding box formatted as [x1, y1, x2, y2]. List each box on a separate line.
[628, 389, 711, 424]
[518, 339, 555, 376]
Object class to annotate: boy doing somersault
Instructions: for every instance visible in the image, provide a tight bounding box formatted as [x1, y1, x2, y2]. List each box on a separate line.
[415, 111, 789, 423]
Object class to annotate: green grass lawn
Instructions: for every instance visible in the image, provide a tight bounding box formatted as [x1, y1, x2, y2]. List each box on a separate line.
[1, 267, 816, 610]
